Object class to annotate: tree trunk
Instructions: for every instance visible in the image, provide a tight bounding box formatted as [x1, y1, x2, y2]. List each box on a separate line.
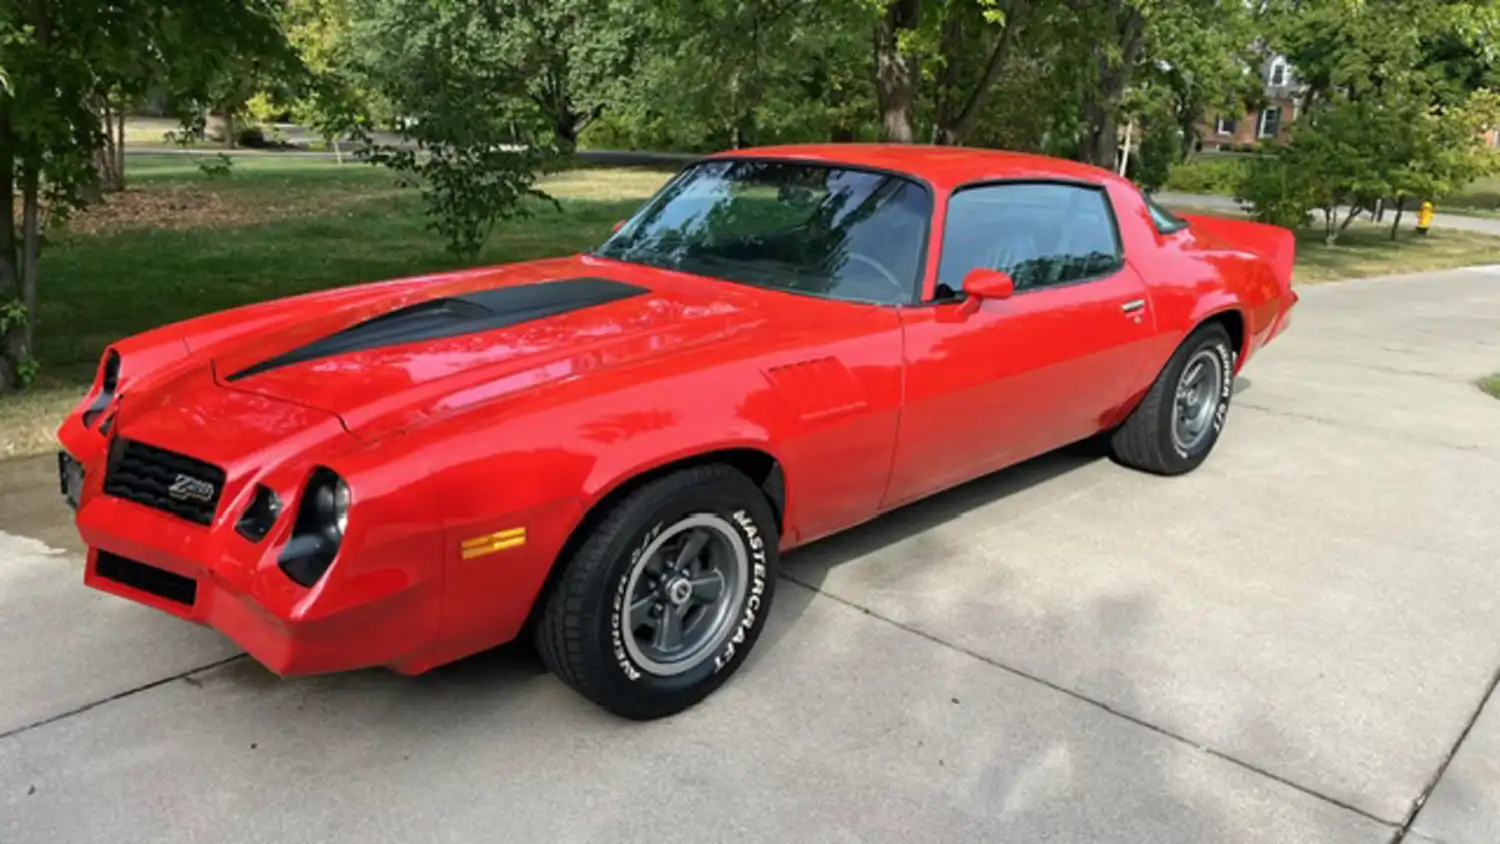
[114, 103, 126, 184]
[935, 1, 1028, 146]
[874, 0, 920, 143]
[1389, 196, 1405, 240]
[554, 116, 579, 149]
[1338, 203, 1362, 236]
[1078, 3, 1144, 169]
[93, 94, 126, 194]
[332, 137, 344, 165]
[0, 101, 17, 286]
[0, 102, 20, 391]
[930, 6, 966, 144]
[19, 160, 39, 359]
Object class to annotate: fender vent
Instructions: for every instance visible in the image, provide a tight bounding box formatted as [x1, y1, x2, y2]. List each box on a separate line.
[763, 357, 868, 423]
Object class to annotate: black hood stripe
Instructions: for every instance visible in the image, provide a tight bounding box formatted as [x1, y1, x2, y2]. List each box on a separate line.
[226, 277, 649, 382]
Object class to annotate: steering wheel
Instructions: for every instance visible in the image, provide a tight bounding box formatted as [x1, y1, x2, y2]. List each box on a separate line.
[844, 252, 905, 298]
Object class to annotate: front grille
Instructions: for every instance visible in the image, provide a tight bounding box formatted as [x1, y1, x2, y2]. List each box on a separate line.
[103, 438, 226, 526]
[96, 551, 197, 606]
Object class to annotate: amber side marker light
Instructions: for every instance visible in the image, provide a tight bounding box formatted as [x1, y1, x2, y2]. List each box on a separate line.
[461, 527, 527, 560]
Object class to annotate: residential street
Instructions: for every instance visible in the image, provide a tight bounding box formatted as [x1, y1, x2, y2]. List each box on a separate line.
[1153, 191, 1500, 238]
[3, 264, 1499, 843]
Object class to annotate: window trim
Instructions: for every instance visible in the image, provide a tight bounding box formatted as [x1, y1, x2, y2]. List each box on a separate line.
[1214, 116, 1236, 136]
[928, 178, 1128, 304]
[1268, 58, 1288, 87]
[1257, 107, 1281, 139]
[593, 155, 938, 308]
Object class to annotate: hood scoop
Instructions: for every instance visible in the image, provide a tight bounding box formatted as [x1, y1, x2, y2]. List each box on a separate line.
[226, 277, 649, 382]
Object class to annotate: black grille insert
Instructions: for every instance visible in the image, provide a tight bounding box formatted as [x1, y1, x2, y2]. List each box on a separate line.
[96, 551, 197, 606]
[103, 439, 226, 526]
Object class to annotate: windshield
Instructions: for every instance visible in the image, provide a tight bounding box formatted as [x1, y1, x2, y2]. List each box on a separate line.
[594, 159, 933, 305]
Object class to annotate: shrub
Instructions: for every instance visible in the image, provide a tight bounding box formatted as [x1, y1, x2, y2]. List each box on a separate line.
[1236, 154, 1316, 229]
[1128, 121, 1182, 193]
[1164, 156, 1251, 196]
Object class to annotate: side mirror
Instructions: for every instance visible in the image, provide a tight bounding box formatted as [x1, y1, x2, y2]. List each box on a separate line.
[959, 268, 1014, 314]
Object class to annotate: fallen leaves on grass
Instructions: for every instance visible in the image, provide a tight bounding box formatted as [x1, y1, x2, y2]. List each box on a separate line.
[55, 185, 403, 236]
[0, 384, 84, 460]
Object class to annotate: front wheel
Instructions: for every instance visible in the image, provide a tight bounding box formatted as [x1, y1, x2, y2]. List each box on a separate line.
[1109, 322, 1236, 475]
[536, 464, 779, 720]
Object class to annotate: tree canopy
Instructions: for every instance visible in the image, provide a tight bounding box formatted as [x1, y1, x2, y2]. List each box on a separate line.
[2, 0, 1499, 389]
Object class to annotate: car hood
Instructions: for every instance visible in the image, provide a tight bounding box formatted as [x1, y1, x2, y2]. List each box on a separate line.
[207, 257, 767, 439]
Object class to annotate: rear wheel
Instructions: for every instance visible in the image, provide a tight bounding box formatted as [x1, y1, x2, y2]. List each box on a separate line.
[536, 464, 778, 720]
[1110, 322, 1236, 475]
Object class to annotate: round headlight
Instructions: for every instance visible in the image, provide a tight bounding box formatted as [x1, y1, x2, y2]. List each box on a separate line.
[313, 477, 351, 539]
[333, 481, 351, 535]
[279, 469, 350, 588]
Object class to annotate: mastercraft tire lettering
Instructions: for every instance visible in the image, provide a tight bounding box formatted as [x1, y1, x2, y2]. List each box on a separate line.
[537, 465, 780, 720]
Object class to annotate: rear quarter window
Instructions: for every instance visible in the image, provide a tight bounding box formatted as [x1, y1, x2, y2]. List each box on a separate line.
[1145, 194, 1190, 234]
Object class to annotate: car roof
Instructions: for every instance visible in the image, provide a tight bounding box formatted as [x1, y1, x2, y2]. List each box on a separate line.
[705, 143, 1130, 192]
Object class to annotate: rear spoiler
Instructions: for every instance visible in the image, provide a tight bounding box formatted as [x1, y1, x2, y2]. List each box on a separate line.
[1180, 214, 1297, 293]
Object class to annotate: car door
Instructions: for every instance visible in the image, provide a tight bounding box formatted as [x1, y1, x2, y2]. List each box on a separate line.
[882, 181, 1156, 509]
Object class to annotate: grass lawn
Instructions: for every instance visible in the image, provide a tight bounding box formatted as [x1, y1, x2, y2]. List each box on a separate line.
[1285, 223, 1500, 283]
[3, 152, 1499, 459]
[1160, 204, 1500, 283]
[1446, 175, 1500, 219]
[3, 154, 670, 458]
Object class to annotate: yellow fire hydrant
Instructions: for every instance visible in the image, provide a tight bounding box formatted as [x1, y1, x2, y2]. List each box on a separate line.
[1416, 200, 1435, 235]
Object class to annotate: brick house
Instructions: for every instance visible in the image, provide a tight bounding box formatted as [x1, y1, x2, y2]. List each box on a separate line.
[1195, 54, 1303, 151]
[1195, 56, 1500, 152]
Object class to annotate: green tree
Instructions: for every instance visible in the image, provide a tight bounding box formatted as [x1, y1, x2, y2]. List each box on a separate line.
[283, 0, 382, 161]
[593, 0, 873, 152]
[0, 0, 290, 390]
[1241, 0, 1500, 242]
[346, 0, 565, 258]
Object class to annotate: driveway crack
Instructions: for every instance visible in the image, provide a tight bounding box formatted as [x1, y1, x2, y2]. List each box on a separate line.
[1236, 402, 1498, 459]
[1389, 660, 1500, 843]
[0, 654, 247, 742]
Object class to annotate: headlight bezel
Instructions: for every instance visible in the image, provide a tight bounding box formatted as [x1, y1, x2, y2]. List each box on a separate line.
[81, 348, 122, 429]
[277, 467, 353, 588]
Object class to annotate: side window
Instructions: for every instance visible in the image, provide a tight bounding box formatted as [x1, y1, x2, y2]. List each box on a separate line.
[936, 182, 1123, 296]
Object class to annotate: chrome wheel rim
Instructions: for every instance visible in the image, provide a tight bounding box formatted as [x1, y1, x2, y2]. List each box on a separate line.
[621, 514, 749, 677]
[1171, 349, 1223, 453]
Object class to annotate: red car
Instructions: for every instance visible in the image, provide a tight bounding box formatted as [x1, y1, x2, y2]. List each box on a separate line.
[57, 145, 1297, 719]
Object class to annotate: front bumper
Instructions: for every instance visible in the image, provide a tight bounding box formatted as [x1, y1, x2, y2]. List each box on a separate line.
[60, 447, 441, 677]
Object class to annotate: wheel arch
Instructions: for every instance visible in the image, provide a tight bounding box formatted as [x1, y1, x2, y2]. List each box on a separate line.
[1191, 306, 1247, 372]
[520, 445, 787, 634]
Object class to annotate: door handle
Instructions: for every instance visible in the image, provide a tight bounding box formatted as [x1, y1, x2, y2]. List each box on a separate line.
[1121, 299, 1147, 314]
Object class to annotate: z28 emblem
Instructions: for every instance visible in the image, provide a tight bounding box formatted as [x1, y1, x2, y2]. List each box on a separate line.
[167, 474, 216, 503]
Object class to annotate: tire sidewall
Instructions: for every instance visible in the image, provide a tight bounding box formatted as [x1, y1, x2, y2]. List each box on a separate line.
[1164, 327, 1235, 466]
[595, 479, 779, 705]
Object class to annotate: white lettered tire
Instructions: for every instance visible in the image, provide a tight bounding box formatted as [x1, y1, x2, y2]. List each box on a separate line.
[1109, 322, 1236, 475]
[536, 464, 779, 719]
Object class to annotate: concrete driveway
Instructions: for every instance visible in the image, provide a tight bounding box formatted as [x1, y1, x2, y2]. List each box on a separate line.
[3, 266, 1499, 844]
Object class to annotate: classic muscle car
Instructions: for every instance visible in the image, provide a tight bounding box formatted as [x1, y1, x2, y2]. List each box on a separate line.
[57, 144, 1297, 719]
